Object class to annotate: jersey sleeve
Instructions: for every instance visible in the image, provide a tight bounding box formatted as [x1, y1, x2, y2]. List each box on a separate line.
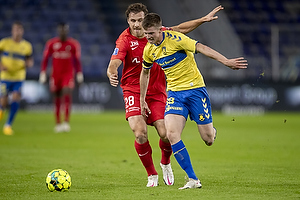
[110, 36, 128, 61]
[162, 26, 172, 31]
[142, 44, 153, 69]
[26, 42, 33, 57]
[73, 39, 82, 73]
[175, 32, 198, 53]
[41, 40, 53, 72]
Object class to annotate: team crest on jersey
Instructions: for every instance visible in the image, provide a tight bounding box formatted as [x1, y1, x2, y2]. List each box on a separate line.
[112, 48, 119, 55]
[65, 45, 71, 51]
[162, 46, 167, 55]
[199, 114, 205, 121]
[53, 42, 61, 50]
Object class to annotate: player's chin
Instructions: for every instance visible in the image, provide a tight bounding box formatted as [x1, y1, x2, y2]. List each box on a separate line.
[147, 39, 154, 44]
[133, 29, 142, 34]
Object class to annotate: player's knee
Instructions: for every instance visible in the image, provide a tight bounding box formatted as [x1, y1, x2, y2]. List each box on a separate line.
[166, 131, 180, 144]
[135, 134, 147, 144]
[158, 129, 168, 141]
[204, 128, 216, 146]
[133, 128, 148, 144]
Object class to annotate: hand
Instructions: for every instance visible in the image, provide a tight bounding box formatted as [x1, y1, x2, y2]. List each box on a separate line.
[140, 100, 151, 118]
[204, 5, 224, 22]
[109, 74, 119, 87]
[225, 57, 248, 70]
[0, 63, 7, 71]
[25, 58, 34, 68]
[76, 72, 84, 84]
[39, 72, 47, 84]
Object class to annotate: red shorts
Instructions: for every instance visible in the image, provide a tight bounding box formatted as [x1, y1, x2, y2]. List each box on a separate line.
[123, 91, 167, 125]
[49, 75, 74, 92]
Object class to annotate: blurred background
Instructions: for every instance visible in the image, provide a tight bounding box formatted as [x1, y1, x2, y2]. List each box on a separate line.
[0, 0, 299, 113]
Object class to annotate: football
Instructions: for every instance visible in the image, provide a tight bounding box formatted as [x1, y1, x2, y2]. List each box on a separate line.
[46, 169, 71, 192]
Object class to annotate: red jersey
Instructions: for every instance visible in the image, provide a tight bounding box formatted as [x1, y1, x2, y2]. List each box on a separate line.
[41, 37, 82, 78]
[110, 28, 168, 95]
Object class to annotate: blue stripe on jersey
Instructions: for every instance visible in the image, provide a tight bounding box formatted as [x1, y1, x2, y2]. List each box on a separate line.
[2, 51, 25, 60]
[155, 50, 187, 70]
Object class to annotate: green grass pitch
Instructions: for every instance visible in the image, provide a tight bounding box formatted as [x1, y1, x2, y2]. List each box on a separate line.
[0, 111, 299, 199]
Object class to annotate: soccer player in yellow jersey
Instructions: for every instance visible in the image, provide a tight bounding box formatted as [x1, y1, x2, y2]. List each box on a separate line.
[140, 13, 247, 189]
[0, 21, 33, 135]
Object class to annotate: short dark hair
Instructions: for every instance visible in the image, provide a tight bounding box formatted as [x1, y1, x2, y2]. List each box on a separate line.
[142, 13, 162, 30]
[58, 22, 68, 27]
[125, 3, 148, 19]
[13, 21, 23, 27]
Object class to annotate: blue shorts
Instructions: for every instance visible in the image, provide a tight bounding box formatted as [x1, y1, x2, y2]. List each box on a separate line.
[165, 87, 213, 125]
[0, 81, 23, 96]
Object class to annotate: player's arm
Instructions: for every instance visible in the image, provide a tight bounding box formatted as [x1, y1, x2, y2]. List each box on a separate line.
[25, 43, 34, 68]
[73, 41, 84, 84]
[0, 44, 8, 71]
[196, 42, 248, 70]
[171, 5, 224, 34]
[140, 67, 151, 117]
[39, 41, 52, 84]
[25, 55, 34, 68]
[107, 59, 122, 87]
[71, 40, 84, 85]
[0, 50, 6, 71]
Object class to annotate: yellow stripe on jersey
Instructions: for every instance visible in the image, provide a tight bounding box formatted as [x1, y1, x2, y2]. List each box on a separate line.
[143, 30, 205, 91]
[0, 37, 32, 81]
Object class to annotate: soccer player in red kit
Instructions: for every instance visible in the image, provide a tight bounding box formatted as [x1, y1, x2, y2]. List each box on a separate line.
[39, 23, 83, 133]
[107, 3, 223, 187]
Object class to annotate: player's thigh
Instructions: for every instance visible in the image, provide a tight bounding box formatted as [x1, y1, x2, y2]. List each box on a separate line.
[49, 77, 60, 93]
[61, 76, 75, 92]
[164, 114, 186, 144]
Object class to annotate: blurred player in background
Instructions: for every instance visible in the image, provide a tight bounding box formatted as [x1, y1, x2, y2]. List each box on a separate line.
[107, 3, 223, 187]
[39, 22, 83, 133]
[0, 21, 33, 135]
[140, 13, 247, 189]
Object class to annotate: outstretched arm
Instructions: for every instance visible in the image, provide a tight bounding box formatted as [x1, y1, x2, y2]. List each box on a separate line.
[196, 42, 248, 70]
[140, 68, 151, 117]
[107, 59, 122, 87]
[171, 5, 224, 34]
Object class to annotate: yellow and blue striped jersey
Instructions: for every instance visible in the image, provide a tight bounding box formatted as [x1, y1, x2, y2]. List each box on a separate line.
[0, 37, 32, 81]
[143, 30, 205, 91]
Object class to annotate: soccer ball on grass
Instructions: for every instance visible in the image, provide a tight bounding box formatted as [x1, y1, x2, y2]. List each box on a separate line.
[46, 169, 71, 192]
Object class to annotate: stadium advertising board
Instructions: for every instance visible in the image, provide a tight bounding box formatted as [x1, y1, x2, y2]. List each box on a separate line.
[21, 79, 299, 113]
[21, 78, 124, 112]
[206, 81, 300, 114]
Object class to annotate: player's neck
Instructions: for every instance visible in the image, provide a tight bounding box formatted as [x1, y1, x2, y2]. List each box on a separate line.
[60, 36, 67, 41]
[12, 36, 22, 43]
